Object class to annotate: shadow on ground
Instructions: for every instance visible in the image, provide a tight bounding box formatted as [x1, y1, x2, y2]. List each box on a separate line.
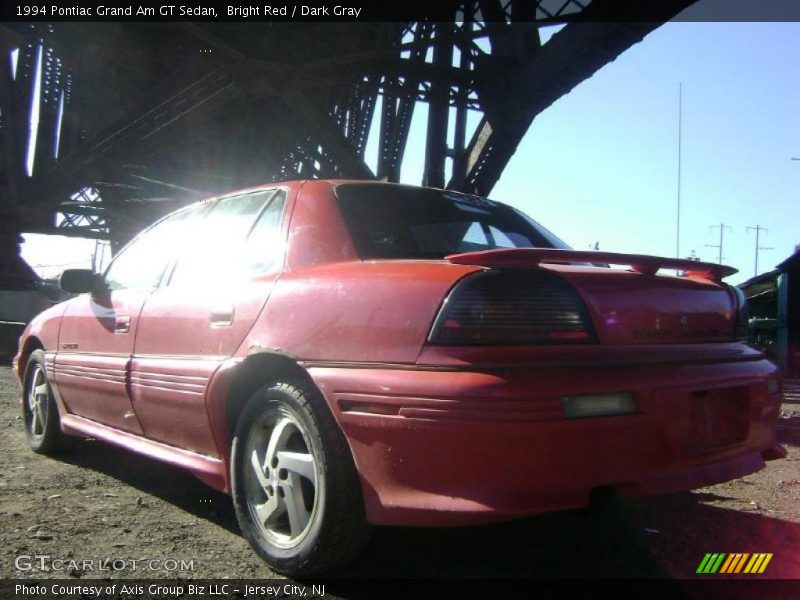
[51, 436, 800, 581]
[777, 416, 800, 447]
[53, 437, 240, 535]
[623, 491, 800, 579]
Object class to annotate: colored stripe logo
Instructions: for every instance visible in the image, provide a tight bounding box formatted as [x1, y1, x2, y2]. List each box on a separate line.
[697, 553, 773, 574]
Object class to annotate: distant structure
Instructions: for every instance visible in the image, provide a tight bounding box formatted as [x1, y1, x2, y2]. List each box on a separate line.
[739, 249, 800, 376]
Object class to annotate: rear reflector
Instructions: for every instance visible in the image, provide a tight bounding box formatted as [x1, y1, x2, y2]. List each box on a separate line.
[561, 393, 637, 418]
[548, 331, 591, 340]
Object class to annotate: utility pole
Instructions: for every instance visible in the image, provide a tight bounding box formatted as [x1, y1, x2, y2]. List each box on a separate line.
[676, 83, 683, 259]
[705, 223, 731, 265]
[746, 225, 773, 277]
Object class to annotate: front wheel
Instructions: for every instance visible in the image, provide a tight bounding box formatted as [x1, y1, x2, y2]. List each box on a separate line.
[231, 379, 371, 575]
[22, 349, 69, 453]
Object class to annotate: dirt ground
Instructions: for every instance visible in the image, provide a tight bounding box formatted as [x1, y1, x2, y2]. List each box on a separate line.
[1, 364, 799, 583]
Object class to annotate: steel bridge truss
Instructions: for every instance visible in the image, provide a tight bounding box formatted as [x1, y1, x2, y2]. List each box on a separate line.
[1, 0, 696, 248]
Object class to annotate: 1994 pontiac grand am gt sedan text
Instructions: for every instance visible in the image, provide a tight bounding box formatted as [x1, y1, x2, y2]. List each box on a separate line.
[14, 180, 785, 575]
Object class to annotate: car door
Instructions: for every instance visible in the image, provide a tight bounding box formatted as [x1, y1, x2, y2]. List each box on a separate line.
[54, 205, 207, 432]
[130, 189, 288, 454]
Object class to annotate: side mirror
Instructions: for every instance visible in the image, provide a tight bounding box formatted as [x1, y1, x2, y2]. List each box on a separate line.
[60, 269, 100, 294]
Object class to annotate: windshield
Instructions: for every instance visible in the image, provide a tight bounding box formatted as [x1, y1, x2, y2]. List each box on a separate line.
[335, 184, 569, 260]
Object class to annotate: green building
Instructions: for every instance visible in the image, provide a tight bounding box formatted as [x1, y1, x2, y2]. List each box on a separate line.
[739, 249, 800, 377]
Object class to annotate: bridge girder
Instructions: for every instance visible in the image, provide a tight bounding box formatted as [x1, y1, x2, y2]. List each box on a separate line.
[1, 1, 697, 253]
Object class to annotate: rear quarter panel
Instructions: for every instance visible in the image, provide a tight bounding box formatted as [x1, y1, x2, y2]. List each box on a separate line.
[240, 261, 477, 364]
[245, 179, 481, 364]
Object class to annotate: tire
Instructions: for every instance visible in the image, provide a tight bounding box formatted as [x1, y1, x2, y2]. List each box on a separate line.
[231, 379, 372, 576]
[22, 349, 69, 453]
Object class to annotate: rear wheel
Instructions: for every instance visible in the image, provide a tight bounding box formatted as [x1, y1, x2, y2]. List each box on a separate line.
[22, 349, 69, 453]
[231, 379, 371, 575]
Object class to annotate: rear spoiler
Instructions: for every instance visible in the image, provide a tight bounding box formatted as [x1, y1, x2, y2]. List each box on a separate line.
[446, 248, 737, 283]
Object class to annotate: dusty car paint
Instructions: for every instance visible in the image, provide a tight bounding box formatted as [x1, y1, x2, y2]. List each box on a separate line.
[15, 179, 784, 527]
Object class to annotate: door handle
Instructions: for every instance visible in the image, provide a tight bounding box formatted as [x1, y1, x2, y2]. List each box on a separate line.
[114, 316, 131, 334]
[210, 305, 234, 327]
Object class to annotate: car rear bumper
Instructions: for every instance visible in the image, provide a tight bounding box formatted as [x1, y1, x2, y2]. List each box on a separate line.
[308, 354, 783, 526]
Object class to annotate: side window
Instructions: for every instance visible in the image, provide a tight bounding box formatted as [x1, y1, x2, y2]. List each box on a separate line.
[104, 203, 208, 291]
[458, 222, 490, 251]
[488, 225, 518, 248]
[241, 191, 287, 275]
[168, 190, 279, 288]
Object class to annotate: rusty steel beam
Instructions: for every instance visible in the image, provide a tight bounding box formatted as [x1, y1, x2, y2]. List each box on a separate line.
[423, 24, 454, 189]
[448, 3, 696, 195]
[3, 2, 700, 248]
[286, 88, 375, 180]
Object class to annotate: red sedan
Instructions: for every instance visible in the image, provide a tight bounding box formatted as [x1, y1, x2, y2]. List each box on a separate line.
[14, 180, 784, 575]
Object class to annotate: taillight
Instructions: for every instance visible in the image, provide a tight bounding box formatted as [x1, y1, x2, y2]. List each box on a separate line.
[731, 285, 749, 342]
[428, 269, 595, 345]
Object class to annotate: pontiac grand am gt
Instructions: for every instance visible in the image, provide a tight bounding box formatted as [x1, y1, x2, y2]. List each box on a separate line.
[15, 180, 784, 575]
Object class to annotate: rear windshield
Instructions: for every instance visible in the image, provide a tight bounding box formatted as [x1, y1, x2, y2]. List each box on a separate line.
[335, 184, 569, 260]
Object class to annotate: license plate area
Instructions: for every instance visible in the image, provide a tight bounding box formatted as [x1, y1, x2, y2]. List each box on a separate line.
[682, 387, 749, 453]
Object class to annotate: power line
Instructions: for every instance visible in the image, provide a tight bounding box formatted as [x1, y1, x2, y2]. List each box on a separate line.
[746, 225, 773, 277]
[705, 223, 731, 265]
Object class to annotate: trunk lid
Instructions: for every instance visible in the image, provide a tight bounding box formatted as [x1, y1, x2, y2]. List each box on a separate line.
[446, 248, 739, 344]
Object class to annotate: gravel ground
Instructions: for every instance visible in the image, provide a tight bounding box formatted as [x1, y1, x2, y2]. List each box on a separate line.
[1, 365, 798, 583]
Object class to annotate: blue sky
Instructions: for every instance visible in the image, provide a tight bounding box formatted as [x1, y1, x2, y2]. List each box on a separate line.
[493, 21, 800, 285]
[22, 21, 800, 285]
